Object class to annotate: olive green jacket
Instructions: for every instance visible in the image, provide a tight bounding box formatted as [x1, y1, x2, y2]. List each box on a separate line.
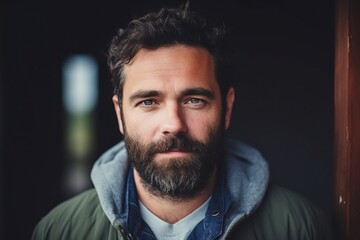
[32, 185, 332, 239]
[33, 140, 332, 239]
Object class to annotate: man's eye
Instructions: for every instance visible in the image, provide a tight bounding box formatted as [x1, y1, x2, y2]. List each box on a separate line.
[186, 98, 203, 104]
[138, 99, 157, 106]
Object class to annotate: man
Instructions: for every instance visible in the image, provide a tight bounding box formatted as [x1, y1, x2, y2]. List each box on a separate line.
[33, 4, 332, 240]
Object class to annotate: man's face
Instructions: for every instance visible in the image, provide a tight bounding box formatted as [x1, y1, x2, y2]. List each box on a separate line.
[113, 45, 234, 199]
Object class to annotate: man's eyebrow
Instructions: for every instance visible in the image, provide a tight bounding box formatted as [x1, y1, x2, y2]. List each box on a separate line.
[181, 88, 215, 100]
[129, 90, 161, 103]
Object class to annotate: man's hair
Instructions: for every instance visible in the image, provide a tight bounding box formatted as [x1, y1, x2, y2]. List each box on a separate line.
[108, 3, 233, 101]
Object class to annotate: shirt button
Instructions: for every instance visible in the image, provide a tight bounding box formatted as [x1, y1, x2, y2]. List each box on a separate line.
[211, 210, 220, 217]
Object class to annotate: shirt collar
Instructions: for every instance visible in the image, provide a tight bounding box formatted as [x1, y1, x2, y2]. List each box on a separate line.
[188, 165, 232, 239]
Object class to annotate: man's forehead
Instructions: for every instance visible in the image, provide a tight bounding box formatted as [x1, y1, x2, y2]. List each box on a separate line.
[121, 45, 218, 89]
[123, 80, 218, 98]
[126, 45, 214, 69]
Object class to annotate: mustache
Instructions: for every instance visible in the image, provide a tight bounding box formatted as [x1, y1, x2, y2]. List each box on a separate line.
[148, 135, 203, 153]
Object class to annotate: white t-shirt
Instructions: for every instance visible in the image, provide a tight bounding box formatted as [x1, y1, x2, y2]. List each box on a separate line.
[139, 197, 211, 240]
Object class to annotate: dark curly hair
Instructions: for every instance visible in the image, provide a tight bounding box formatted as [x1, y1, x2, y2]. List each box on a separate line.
[108, 3, 233, 102]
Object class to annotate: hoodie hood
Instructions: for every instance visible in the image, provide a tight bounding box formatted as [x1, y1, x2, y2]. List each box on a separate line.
[91, 138, 269, 232]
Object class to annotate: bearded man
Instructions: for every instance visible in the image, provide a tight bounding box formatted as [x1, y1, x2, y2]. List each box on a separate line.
[33, 3, 332, 240]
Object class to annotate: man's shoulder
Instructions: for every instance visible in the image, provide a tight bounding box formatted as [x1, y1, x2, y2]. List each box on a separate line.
[32, 189, 116, 239]
[264, 185, 320, 215]
[41, 188, 102, 220]
[243, 185, 333, 239]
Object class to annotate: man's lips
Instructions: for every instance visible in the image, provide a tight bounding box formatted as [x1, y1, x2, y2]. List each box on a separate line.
[158, 147, 189, 153]
[156, 150, 191, 157]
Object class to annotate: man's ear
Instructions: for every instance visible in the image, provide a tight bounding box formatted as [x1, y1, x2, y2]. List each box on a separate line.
[112, 95, 124, 134]
[224, 87, 235, 130]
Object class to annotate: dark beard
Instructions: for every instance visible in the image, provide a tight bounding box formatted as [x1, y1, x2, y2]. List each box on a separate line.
[124, 129, 223, 200]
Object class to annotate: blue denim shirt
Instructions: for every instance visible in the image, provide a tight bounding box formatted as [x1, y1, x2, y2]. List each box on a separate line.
[125, 167, 232, 240]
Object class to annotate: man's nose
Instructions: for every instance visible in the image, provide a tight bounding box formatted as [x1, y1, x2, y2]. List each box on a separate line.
[160, 105, 188, 136]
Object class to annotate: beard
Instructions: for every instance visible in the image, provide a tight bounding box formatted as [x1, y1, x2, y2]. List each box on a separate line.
[124, 127, 223, 200]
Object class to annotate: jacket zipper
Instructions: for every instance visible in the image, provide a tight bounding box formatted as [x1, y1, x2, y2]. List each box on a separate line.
[114, 222, 135, 240]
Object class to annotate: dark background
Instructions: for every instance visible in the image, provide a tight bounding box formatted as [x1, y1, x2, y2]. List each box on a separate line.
[0, 0, 334, 239]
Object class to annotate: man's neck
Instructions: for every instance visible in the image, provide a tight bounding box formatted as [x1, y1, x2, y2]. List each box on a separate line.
[133, 168, 217, 224]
